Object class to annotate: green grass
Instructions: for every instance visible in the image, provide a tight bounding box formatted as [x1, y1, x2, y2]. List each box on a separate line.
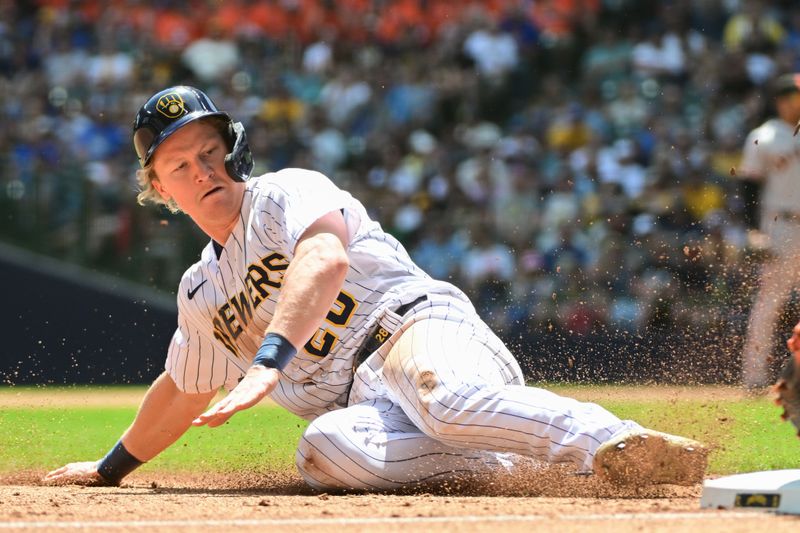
[0, 404, 307, 473]
[1, 385, 799, 475]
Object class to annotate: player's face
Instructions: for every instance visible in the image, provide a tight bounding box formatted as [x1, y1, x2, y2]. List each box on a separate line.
[776, 93, 800, 124]
[151, 120, 244, 228]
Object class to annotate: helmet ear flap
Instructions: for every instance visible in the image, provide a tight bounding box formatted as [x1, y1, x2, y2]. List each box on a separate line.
[224, 121, 236, 151]
[224, 121, 254, 182]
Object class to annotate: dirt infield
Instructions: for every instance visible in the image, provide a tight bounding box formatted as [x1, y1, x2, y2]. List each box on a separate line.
[1, 467, 798, 532]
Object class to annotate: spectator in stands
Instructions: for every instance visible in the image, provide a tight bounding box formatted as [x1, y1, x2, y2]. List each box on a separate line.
[181, 19, 240, 83]
[0, 0, 794, 371]
[463, 19, 520, 82]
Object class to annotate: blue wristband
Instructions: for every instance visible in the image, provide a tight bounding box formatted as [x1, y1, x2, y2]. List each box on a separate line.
[97, 441, 143, 485]
[252, 332, 297, 371]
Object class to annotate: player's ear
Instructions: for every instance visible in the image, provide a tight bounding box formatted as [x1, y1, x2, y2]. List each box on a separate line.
[151, 176, 172, 202]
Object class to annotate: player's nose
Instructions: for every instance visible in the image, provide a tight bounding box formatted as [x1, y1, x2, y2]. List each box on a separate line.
[192, 157, 216, 183]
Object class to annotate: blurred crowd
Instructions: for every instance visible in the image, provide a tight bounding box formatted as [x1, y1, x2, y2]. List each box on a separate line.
[2, 0, 800, 344]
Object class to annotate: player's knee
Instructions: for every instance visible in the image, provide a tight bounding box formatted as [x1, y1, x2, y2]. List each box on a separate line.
[403, 372, 467, 442]
[413, 380, 495, 444]
[295, 420, 342, 491]
[413, 368, 441, 407]
[384, 354, 439, 407]
[295, 421, 322, 473]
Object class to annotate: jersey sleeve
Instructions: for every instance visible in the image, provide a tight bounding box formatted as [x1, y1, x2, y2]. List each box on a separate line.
[252, 169, 352, 256]
[739, 128, 765, 181]
[164, 311, 245, 394]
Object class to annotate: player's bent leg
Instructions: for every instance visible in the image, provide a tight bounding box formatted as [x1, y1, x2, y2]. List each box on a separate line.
[295, 398, 513, 491]
[381, 317, 643, 472]
[382, 316, 709, 484]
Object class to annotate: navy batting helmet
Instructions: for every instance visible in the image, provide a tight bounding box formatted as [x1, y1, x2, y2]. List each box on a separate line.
[133, 86, 253, 182]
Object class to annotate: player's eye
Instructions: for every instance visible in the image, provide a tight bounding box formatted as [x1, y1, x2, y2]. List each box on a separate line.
[172, 161, 187, 173]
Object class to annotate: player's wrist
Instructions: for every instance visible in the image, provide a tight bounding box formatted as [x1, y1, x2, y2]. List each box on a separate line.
[96, 440, 144, 485]
[252, 332, 297, 371]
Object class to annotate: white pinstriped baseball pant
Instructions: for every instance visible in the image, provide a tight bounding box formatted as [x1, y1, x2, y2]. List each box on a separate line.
[295, 300, 640, 491]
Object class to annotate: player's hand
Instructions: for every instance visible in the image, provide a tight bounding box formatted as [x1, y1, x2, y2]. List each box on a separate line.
[787, 320, 800, 354]
[43, 461, 110, 486]
[192, 366, 280, 428]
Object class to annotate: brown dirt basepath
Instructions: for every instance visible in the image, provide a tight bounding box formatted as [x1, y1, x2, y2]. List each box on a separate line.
[1, 469, 798, 533]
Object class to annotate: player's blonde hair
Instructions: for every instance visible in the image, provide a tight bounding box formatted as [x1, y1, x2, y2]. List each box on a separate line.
[135, 116, 231, 214]
[136, 165, 181, 213]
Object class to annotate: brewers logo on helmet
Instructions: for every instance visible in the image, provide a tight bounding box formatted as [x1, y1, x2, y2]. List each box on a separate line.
[156, 92, 186, 119]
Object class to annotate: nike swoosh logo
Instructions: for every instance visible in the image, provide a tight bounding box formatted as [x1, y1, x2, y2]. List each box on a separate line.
[187, 280, 207, 300]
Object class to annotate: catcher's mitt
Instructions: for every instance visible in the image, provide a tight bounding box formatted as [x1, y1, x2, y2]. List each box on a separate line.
[774, 351, 800, 435]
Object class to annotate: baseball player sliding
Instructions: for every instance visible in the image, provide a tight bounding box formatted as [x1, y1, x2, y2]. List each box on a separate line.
[45, 86, 707, 490]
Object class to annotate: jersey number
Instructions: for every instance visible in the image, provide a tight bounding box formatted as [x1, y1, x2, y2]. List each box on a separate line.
[304, 291, 358, 358]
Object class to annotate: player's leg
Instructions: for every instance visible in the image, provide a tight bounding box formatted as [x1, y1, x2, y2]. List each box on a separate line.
[743, 217, 800, 387]
[379, 315, 641, 472]
[295, 398, 513, 491]
[379, 315, 707, 485]
[382, 315, 707, 485]
[742, 255, 799, 387]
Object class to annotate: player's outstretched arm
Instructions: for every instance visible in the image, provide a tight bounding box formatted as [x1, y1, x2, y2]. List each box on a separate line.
[44, 371, 216, 485]
[193, 210, 350, 428]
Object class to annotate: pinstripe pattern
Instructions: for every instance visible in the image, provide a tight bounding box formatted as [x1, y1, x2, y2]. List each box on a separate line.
[297, 296, 641, 490]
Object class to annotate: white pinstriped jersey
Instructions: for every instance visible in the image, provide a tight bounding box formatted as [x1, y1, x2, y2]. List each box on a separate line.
[165, 168, 471, 420]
